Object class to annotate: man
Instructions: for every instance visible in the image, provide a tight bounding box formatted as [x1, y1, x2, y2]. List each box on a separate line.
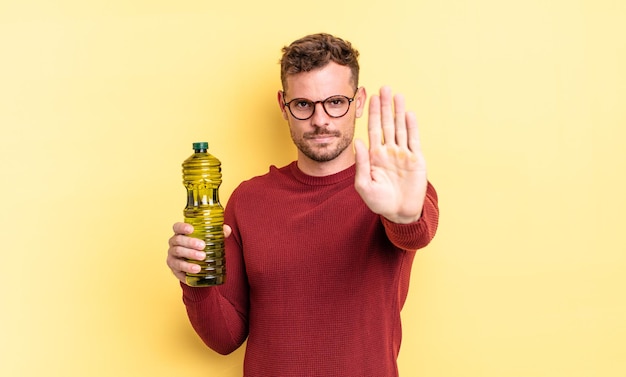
[167, 33, 439, 376]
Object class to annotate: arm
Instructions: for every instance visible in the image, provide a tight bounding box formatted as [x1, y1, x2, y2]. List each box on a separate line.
[355, 86, 432, 225]
[380, 181, 439, 251]
[167, 221, 249, 354]
[355, 86, 439, 248]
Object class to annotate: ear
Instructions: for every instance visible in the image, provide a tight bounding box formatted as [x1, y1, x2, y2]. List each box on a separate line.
[355, 87, 367, 118]
[277, 90, 289, 120]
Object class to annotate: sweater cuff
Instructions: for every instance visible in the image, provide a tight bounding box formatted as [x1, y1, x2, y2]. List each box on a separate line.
[380, 215, 423, 239]
[180, 281, 214, 302]
[380, 211, 435, 251]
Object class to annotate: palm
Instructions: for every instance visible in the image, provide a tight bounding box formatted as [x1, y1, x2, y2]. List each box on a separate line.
[354, 87, 428, 224]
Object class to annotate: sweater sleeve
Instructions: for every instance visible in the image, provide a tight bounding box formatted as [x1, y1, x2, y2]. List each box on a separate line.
[381, 181, 439, 251]
[180, 189, 250, 355]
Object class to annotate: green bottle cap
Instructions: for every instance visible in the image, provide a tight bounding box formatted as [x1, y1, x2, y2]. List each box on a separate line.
[192, 142, 208, 150]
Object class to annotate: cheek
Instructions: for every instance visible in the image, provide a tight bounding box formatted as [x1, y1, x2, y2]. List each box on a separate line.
[287, 119, 303, 136]
[340, 114, 358, 131]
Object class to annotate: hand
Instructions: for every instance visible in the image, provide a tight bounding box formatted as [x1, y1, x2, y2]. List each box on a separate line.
[166, 222, 232, 284]
[354, 86, 428, 224]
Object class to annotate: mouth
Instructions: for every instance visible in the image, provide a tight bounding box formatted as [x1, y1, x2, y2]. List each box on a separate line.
[304, 132, 340, 143]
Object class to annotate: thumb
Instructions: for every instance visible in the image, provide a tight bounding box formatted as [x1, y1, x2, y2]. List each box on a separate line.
[354, 138, 371, 190]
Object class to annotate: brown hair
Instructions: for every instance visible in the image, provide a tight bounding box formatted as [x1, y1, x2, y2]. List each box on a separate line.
[280, 33, 360, 91]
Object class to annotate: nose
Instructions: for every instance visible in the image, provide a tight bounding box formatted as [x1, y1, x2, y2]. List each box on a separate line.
[310, 102, 330, 127]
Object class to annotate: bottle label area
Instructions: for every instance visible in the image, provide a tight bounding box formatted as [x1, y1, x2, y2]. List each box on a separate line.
[183, 184, 225, 286]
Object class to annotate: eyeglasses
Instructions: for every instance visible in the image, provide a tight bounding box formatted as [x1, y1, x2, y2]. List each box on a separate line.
[282, 90, 358, 120]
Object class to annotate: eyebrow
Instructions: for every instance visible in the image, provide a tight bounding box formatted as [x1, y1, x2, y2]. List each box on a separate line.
[284, 92, 353, 101]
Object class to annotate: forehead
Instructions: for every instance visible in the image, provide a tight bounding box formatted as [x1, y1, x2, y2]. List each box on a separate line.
[285, 62, 354, 99]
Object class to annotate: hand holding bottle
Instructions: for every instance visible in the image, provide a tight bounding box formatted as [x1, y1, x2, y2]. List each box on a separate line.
[167, 222, 232, 285]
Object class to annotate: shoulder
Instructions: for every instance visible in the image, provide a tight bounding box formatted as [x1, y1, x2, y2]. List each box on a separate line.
[228, 162, 296, 201]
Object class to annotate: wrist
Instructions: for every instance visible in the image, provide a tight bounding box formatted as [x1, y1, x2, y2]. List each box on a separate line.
[382, 212, 422, 225]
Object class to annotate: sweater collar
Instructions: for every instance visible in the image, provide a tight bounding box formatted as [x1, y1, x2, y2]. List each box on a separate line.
[288, 161, 356, 186]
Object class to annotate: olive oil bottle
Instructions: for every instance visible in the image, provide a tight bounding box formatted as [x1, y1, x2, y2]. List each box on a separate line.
[182, 142, 225, 286]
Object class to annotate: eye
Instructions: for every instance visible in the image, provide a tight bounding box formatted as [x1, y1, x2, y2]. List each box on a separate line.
[293, 99, 312, 109]
[325, 96, 348, 108]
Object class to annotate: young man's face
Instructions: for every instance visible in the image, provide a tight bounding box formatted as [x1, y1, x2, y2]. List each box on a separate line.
[278, 62, 365, 164]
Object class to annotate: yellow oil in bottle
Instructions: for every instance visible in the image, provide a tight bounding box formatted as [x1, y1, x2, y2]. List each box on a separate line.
[182, 142, 225, 286]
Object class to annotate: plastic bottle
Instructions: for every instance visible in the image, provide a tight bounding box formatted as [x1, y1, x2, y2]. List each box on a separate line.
[182, 142, 225, 286]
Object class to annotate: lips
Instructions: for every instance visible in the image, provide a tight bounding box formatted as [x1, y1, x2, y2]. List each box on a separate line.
[304, 131, 340, 140]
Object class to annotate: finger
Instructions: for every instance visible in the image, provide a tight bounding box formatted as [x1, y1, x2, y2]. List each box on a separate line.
[354, 138, 372, 192]
[168, 242, 206, 261]
[406, 111, 423, 154]
[379, 86, 395, 145]
[168, 233, 205, 250]
[173, 222, 193, 235]
[167, 254, 201, 277]
[168, 264, 188, 283]
[367, 94, 382, 146]
[394, 93, 407, 147]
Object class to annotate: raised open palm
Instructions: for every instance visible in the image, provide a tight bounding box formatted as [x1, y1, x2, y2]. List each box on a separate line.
[354, 86, 428, 224]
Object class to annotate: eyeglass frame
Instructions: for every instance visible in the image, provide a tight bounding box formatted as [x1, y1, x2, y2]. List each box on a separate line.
[281, 89, 359, 121]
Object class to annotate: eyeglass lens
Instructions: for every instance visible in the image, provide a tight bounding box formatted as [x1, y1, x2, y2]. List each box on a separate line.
[286, 95, 352, 120]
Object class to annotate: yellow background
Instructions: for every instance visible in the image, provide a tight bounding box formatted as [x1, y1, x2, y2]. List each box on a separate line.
[1, 1, 625, 376]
